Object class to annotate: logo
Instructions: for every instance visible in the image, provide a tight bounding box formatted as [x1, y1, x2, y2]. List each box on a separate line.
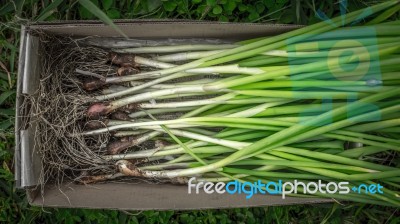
[287, 0, 382, 126]
[188, 178, 384, 199]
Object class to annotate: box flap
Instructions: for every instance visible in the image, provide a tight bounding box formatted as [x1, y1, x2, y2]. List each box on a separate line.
[15, 28, 42, 188]
[31, 182, 332, 210]
[27, 19, 302, 39]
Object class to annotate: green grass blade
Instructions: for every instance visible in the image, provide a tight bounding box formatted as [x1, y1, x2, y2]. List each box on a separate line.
[0, 120, 13, 131]
[14, 0, 25, 17]
[0, 109, 15, 117]
[35, 0, 64, 21]
[0, 91, 15, 105]
[0, 2, 14, 16]
[366, 4, 400, 25]
[78, 0, 128, 38]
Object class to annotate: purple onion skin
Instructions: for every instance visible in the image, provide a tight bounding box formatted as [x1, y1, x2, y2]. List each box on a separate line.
[87, 102, 114, 119]
[106, 136, 136, 155]
[83, 79, 106, 91]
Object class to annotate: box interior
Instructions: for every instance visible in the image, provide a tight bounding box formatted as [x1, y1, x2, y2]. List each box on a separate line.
[16, 20, 333, 209]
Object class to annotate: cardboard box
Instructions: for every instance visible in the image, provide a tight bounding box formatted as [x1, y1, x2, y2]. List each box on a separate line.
[15, 20, 332, 210]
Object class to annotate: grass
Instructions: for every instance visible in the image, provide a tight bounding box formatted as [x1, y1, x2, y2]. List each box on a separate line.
[1, 0, 399, 223]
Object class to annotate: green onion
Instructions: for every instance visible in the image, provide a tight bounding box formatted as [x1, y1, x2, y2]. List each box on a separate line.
[77, 1, 400, 206]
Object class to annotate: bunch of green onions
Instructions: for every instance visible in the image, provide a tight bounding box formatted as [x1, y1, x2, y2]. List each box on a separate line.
[80, 1, 400, 206]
